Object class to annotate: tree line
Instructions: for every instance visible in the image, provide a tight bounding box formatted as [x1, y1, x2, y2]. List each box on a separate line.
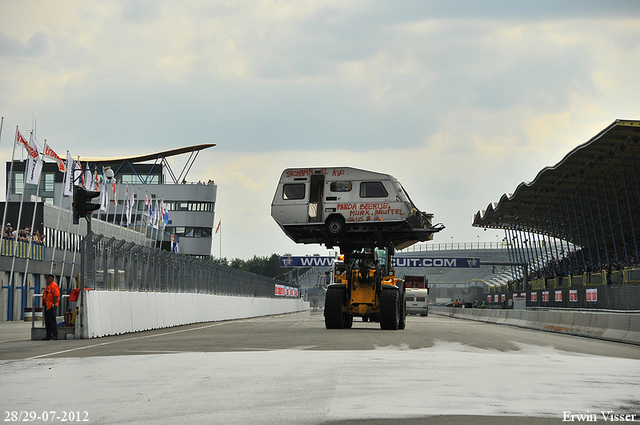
[210, 254, 314, 280]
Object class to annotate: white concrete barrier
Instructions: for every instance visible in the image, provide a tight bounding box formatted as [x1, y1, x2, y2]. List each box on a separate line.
[80, 291, 310, 339]
[431, 306, 640, 345]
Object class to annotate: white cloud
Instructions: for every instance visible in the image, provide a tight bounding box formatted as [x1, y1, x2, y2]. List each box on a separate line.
[1, 1, 639, 259]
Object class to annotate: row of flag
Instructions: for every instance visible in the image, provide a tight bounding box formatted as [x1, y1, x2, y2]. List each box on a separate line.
[14, 127, 169, 229]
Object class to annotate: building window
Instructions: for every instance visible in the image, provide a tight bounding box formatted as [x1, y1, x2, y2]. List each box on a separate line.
[119, 174, 161, 184]
[12, 172, 24, 194]
[44, 173, 55, 191]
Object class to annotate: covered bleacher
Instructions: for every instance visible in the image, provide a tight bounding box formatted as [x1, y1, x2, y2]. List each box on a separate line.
[472, 119, 640, 309]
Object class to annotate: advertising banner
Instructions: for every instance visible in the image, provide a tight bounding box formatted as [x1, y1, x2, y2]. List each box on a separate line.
[569, 290, 578, 302]
[555, 290, 563, 302]
[279, 256, 481, 268]
[280, 256, 335, 267]
[393, 257, 480, 268]
[275, 284, 299, 298]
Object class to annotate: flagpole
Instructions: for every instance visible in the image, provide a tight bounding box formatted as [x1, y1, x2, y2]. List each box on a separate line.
[24, 132, 44, 290]
[144, 191, 149, 247]
[46, 141, 65, 274]
[113, 180, 120, 239]
[104, 172, 112, 237]
[132, 187, 141, 245]
[117, 183, 125, 240]
[0, 117, 4, 252]
[153, 199, 159, 249]
[99, 174, 108, 236]
[0, 124, 17, 253]
[60, 151, 75, 282]
[121, 185, 128, 240]
[67, 159, 84, 292]
[109, 180, 117, 238]
[9, 130, 30, 311]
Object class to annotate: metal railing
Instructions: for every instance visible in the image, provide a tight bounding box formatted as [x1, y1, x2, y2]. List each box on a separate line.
[80, 233, 288, 298]
[399, 241, 508, 252]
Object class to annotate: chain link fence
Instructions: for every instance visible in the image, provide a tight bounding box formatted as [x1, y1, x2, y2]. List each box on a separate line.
[80, 233, 286, 298]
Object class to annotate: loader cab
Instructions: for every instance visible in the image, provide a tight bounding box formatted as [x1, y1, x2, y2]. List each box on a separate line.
[375, 244, 395, 277]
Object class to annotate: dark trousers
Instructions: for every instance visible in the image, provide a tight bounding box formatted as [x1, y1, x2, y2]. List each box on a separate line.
[44, 307, 58, 338]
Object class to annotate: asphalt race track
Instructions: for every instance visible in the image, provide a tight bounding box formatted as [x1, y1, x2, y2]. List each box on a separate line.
[1, 311, 639, 424]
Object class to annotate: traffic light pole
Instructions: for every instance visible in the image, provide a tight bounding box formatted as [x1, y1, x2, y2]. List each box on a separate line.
[72, 163, 103, 339]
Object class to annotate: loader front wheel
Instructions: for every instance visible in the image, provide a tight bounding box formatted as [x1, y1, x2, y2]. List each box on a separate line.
[325, 286, 345, 329]
[380, 288, 399, 330]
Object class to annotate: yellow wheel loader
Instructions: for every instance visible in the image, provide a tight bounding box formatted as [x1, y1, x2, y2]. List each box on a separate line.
[324, 244, 406, 330]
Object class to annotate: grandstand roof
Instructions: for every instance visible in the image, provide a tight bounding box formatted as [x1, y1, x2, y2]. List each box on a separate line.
[79, 143, 215, 163]
[472, 119, 640, 249]
[79, 143, 216, 184]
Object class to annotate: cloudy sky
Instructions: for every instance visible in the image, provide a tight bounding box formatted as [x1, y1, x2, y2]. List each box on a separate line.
[1, 1, 639, 260]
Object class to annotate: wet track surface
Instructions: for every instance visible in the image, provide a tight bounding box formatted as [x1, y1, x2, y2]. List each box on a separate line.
[1, 312, 639, 424]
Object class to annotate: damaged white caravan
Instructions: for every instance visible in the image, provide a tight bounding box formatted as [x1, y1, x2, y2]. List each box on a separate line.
[271, 167, 444, 250]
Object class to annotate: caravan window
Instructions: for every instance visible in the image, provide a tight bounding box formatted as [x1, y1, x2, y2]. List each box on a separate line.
[283, 184, 305, 200]
[330, 182, 352, 192]
[360, 181, 388, 198]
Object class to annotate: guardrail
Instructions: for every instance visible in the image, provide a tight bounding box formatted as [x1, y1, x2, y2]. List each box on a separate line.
[431, 306, 640, 345]
[0, 239, 46, 260]
[80, 233, 290, 298]
[399, 241, 507, 252]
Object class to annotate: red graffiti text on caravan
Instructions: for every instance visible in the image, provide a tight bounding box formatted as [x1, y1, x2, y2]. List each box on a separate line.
[337, 202, 403, 222]
[285, 168, 334, 178]
[284, 168, 346, 178]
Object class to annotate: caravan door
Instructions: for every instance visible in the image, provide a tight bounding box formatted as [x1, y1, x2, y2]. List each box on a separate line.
[308, 174, 324, 223]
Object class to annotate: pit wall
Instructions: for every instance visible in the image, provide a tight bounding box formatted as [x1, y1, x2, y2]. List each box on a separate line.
[430, 306, 640, 345]
[80, 291, 310, 339]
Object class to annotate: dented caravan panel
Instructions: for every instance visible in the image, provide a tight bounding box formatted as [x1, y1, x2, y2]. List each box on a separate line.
[271, 167, 443, 250]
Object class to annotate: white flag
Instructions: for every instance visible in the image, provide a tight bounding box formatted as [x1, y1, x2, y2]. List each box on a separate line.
[25, 133, 43, 185]
[43, 143, 66, 172]
[125, 186, 131, 225]
[85, 170, 94, 191]
[100, 179, 108, 212]
[74, 161, 84, 188]
[63, 152, 75, 196]
[153, 199, 160, 230]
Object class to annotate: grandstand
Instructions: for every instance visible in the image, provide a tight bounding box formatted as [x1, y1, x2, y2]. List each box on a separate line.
[471, 119, 640, 310]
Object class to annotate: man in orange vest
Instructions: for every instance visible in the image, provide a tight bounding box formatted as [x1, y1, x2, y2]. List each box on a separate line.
[42, 274, 60, 340]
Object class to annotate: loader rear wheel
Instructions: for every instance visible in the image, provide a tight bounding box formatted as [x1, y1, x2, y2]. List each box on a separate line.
[343, 313, 353, 329]
[380, 288, 399, 330]
[325, 286, 345, 329]
[398, 290, 407, 330]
